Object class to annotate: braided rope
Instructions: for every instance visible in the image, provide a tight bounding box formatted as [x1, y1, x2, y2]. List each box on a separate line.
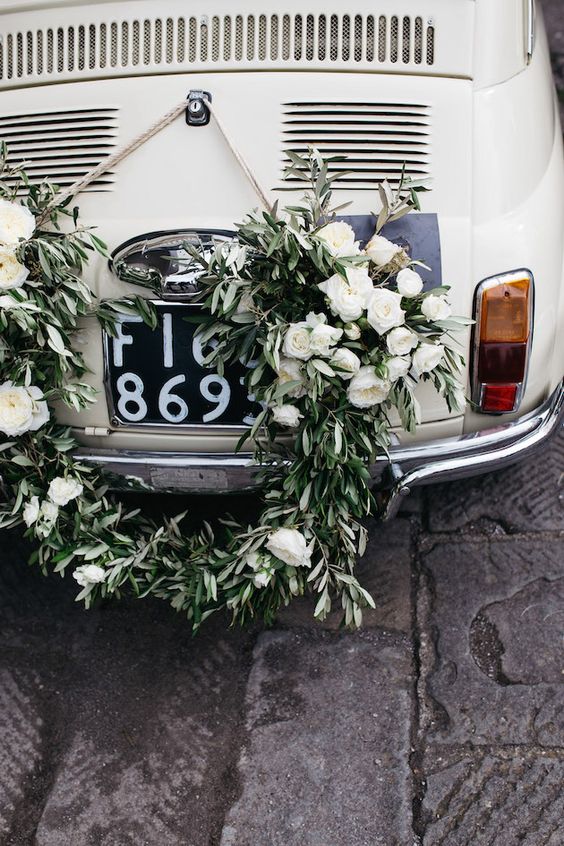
[37, 95, 270, 225]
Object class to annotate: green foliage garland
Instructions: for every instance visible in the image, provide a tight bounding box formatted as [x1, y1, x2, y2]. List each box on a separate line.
[0, 147, 470, 630]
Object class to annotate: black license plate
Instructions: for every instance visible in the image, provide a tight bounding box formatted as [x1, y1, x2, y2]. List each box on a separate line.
[104, 303, 262, 427]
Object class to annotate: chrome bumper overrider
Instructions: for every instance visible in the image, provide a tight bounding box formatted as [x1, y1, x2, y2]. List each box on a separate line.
[76, 382, 564, 520]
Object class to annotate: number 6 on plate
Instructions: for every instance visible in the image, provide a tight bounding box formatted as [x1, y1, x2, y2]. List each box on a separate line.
[158, 375, 189, 423]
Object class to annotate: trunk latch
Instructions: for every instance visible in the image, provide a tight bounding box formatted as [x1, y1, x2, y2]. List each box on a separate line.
[186, 90, 212, 126]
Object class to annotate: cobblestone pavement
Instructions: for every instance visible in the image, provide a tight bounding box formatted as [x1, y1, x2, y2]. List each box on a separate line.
[1, 5, 563, 846]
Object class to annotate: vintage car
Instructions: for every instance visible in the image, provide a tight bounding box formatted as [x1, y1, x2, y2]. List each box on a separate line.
[1, 0, 562, 517]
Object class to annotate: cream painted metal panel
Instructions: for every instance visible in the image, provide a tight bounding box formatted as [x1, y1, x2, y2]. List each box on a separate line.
[468, 11, 564, 429]
[0, 70, 471, 441]
[0, 0, 475, 90]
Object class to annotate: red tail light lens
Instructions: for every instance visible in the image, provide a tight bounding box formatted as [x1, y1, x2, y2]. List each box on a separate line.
[472, 271, 533, 414]
[481, 384, 519, 413]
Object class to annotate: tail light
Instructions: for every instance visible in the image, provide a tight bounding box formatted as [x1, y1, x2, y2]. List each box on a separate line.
[472, 270, 534, 414]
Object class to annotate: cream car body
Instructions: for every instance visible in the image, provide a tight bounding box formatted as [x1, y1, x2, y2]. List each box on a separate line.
[0, 0, 562, 510]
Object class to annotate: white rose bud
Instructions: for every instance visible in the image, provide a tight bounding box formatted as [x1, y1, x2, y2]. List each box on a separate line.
[316, 221, 359, 257]
[40, 500, 59, 523]
[386, 356, 411, 382]
[73, 564, 107, 588]
[365, 234, 402, 268]
[331, 347, 361, 380]
[305, 311, 326, 328]
[366, 288, 405, 335]
[266, 527, 312, 568]
[347, 366, 391, 409]
[270, 404, 303, 428]
[0, 199, 35, 245]
[276, 357, 306, 398]
[47, 476, 84, 506]
[344, 323, 361, 340]
[22, 496, 40, 527]
[0, 382, 49, 436]
[0, 247, 30, 291]
[421, 294, 452, 322]
[309, 322, 343, 356]
[283, 322, 313, 361]
[252, 567, 275, 589]
[386, 326, 418, 356]
[245, 551, 264, 571]
[397, 267, 424, 297]
[412, 343, 445, 376]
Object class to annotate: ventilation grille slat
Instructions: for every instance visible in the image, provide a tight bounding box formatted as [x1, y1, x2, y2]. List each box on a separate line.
[0, 13, 437, 85]
[279, 101, 431, 191]
[1, 108, 118, 192]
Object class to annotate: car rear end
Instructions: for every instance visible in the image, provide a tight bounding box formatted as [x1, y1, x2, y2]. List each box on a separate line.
[0, 0, 562, 501]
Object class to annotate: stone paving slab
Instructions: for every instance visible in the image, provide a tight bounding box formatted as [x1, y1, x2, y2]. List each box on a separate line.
[425, 432, 563, 534]
[221, 629, 414, 846]
[0, 534, 256, 846]
[277, 518, 413, 633]
[421, 536, 564, 748]
[421, 748, 563, 846]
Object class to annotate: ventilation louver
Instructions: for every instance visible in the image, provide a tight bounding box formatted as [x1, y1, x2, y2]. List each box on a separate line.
[0, 108, 118, 192]
[279, 101, 431, 191]
[0, 14, 436, 86]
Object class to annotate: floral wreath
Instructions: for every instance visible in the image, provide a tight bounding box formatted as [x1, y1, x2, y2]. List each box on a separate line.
[0, 146, 469, 630]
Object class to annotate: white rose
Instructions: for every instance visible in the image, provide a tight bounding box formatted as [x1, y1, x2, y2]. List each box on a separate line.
[347, 366, 391, 409]
[23, 496, 40, 527]
[346, 267, 374, 302]
[270, 404, 303, 428]
[421, 294, 452, 322]
[73, 564, 107, 588]
[283, 322, 312, 361]
[412, 343, 445, 376]
[366, 288, 405, 335]
[47, 476, 84, 506]
[0, 247, 30, 291]
[331, 347, 361, 380]
[386, 326, 418, 356]
[309, 322, 343, 356]
[277, 357, 306, 398]
[0, 382, 49, 436]
[252, 567, 275, 589]
[0, 199, 35, 245]
[266, 527, 312, 568]
[316, 221, 359, 257]
[386, 356, 411, 382]
[317, 271, 373, 323]
[344, 322, 361, 340]
[397, 267, 424, 297]
[40, 500, 59, 523]
[365, 234, 402, 267]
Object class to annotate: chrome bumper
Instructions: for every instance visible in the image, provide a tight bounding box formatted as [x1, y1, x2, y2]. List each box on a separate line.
[76, 381, 563, 520]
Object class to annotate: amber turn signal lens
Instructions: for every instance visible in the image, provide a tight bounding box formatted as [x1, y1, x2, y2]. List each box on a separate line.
[479, 277, 531, 343]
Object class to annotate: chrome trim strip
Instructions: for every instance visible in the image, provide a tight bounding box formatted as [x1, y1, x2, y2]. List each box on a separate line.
[526, 0, 536, 63]
[76, 381, 563, 501]
[382, 380, 563, 519]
